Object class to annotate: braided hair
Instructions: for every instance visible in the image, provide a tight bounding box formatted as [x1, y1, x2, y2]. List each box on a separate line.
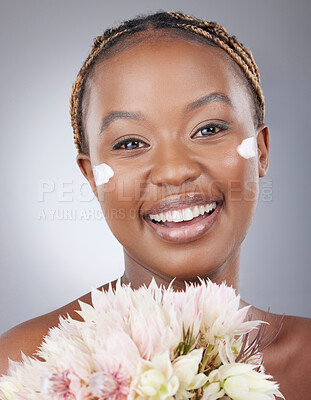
[70, 11, 265, 154]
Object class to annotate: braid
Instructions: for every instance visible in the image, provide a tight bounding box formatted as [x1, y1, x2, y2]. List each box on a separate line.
[70, 11, 265, 154]
[70, 26, 130, 152]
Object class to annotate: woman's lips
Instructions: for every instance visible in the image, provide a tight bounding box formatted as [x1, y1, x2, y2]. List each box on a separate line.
[142, 193, 222, 216]
[143, 201, 223, 243]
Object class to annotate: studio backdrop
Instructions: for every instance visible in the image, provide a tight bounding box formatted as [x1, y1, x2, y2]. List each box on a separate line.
[0, 0, 310, 335]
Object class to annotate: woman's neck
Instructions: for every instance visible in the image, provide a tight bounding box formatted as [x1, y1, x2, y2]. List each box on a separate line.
[119, 248, 279, 345]
[120, 246, 241, 292]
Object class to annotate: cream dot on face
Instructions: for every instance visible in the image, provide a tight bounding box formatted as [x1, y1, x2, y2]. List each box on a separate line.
[237, 137, 257, 159]
[92, 163, 114, 186]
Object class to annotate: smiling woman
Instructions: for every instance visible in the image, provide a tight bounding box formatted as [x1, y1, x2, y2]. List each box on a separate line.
[75, 16, 266, 283]
[0, 10, 310, 400]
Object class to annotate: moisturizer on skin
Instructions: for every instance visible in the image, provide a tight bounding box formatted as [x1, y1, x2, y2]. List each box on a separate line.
[236, 137, 257, 159]
[92, 163, 114, 186]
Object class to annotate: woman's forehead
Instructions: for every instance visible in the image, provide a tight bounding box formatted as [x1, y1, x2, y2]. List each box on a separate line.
[88, 37, 250, 119]
[92, 37, 243, 96]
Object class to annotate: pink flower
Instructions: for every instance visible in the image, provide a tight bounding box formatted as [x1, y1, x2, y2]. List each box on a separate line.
[40, 370, 77, 399]
[90, 369, 131, 400]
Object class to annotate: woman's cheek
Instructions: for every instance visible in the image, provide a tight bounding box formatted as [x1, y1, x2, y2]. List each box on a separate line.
[99, 166, 141, 226]
[220, 142, 259, 204]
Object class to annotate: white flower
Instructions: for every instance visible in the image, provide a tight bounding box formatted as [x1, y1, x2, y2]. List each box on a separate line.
[89, 330, 140, 400]
[198, 280, 260, 340]
[93, 330, 141, 376]
[172, 348, 208, 399]
[128, 299, 182, 359]
[0, 353, 47, 398]
[200, 381, 225, 400]
[205, 363, 285, 400]
[162, 282, 202, 338]
[0, 381, 21, 399]
[35, 316, 96, 385]
[134, 351, 179, 400]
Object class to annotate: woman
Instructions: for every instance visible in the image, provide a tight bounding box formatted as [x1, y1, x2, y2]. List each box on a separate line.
[0, 11, 310, 399]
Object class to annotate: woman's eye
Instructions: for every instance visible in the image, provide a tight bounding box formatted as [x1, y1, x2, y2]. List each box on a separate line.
[112, 137, 148, 150]
[192, 123, 228, 138]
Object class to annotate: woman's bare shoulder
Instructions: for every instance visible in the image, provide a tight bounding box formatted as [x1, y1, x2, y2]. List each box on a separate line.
[252, 308, 311, 366]
[240, 301, 311, 398]
[0, 280, 117, 376]
[262, 313, 311, 399]
[279, 313, 311, 359]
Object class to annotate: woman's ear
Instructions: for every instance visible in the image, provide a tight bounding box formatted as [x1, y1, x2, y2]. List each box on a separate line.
[76, 153, 98, 198]
[256, 124, 270, 177]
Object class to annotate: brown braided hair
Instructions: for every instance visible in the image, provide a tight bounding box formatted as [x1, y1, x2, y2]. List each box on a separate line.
[70, 10, 265, 154]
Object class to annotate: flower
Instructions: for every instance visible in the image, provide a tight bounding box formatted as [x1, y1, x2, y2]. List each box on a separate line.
[195, 280, 262, 364]
[0, 381, 21, 399]
[89, 331, 139, 400]
[40, 370, 81, 399]
[203, 363, 285, 400]
[134, 351, 179, 400]
[172, 348, 208, 399]
[0, 279, 283, 400]
[162, 281, 202, 339]
[90, 370, 130, 400]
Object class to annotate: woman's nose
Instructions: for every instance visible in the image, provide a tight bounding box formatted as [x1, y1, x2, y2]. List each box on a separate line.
[150, 146, 202, 186]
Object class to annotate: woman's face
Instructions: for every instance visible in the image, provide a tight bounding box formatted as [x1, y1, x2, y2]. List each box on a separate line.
[78, 34, 269, 280]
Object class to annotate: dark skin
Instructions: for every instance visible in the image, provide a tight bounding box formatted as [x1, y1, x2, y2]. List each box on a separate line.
[0, 33, 310, 399]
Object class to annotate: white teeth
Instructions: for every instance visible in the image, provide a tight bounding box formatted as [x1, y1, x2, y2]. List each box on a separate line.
[204, 203, 215, 213]
[193, 206, 200, 218]
[183, 208, 194, 221]
[166, 210, 174, 221]
[172, 210, 180, 221]
[172, 212, 182, 222]
[149, 202, 217, 223]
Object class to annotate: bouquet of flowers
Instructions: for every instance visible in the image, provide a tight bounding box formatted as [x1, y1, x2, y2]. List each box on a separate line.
[0, 279, 284, 400]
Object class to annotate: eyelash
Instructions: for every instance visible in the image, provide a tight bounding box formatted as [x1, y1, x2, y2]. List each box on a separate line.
[112, 123, 228, 150]
[112, 136, 148, 150]
[192, 122, 228, 138]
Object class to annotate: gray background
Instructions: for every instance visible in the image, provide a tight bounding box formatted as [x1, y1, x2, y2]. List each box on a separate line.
[0, 0, 310, 335]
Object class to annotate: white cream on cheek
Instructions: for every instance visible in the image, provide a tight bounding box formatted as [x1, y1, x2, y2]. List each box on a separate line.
[92, 163, 114, 186]
[236, 137, 257, 159]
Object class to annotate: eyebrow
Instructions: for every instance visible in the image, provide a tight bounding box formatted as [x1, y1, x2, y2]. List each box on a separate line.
[184, 92, 234, 113]
[99, 111, 145, 136]
[98, 92, 233, 136]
